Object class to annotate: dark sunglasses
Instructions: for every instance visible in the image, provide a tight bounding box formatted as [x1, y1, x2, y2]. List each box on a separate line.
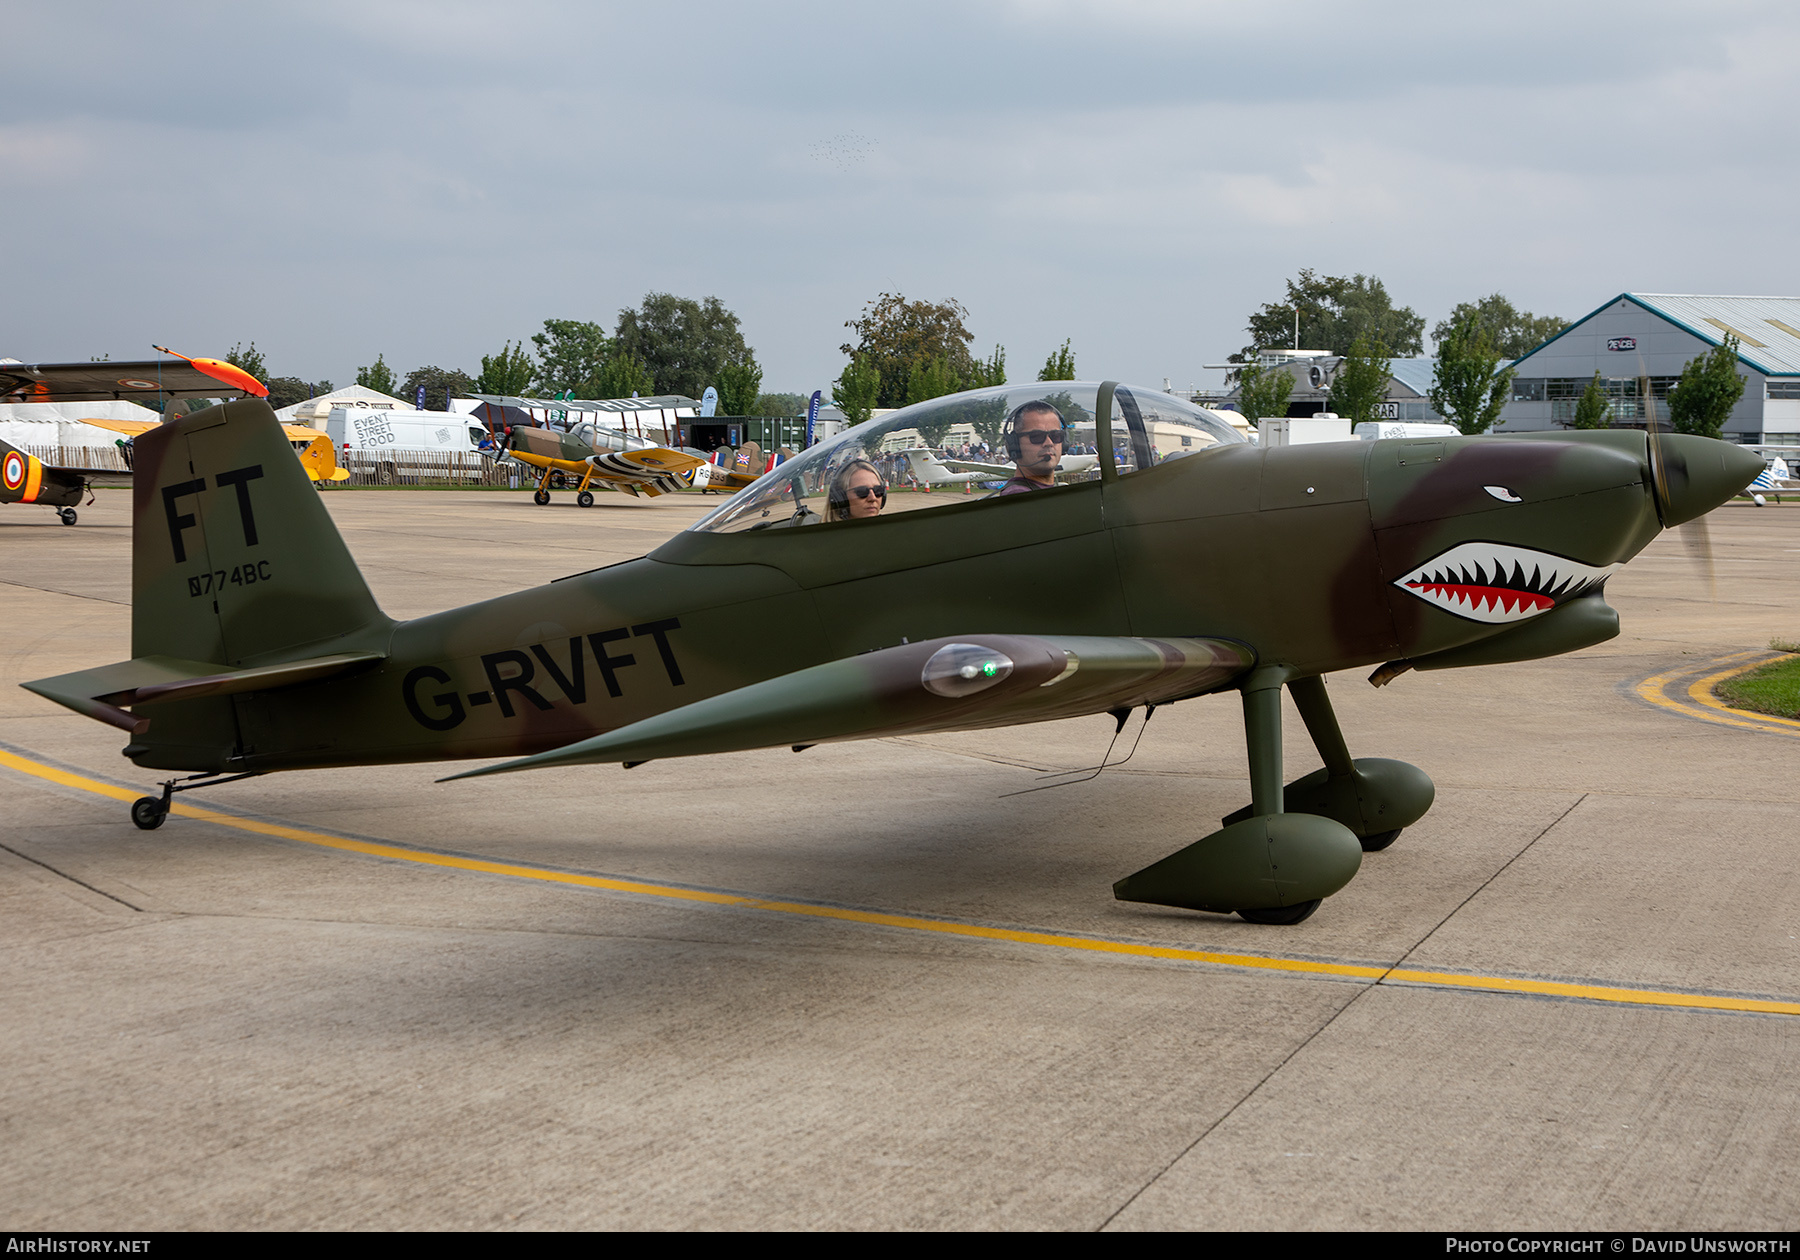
[1020, 428, 1065, 446]
[849, 484, 887, 501]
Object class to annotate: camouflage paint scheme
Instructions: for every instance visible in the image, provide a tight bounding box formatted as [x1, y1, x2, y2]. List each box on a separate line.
[502, 423, 709, 500]
[22, 386, 1760, 921]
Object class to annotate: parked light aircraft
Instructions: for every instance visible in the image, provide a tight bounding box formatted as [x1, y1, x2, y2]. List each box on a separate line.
[0, 351, 266, 523]
[21, 381, 1758, 925]
[901, 447, 1100, 488]
[469, 401, 755, 504]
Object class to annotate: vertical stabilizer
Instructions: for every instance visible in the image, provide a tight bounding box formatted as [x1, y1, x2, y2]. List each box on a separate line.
[132, 399, 392, 666]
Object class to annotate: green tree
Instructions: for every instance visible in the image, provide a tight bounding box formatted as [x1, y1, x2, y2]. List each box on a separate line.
[840, 292, 977, 408]
[1234, 361, 1294, 425]
[475, 341, 535, 396]
[904, 356, 963, 448]
[756, 392, 807, 417]
[966, 344, 1007, 390]
[225, 341, 267, 385]
[716, 352, 764, 416]
[1667, 334, 1747, 440]
[615, 293, 750, 399]
[1572, 371, 1610, 430]
[905, 355, 960, 407]
[1431, 294, 1565, 360]
[1329, 336, 1393, 427]
[591, 351, 654, 399]
[400, 365, 475, 412]
[1428, 316, 1513, 435]
[1241, 270, 1424, 360]
[264, 376, 335, 410]
[531, 319, 612, 395]
[356, 353, 397, 396]
[1037, 339, 1076, 382]
[832, 355, 881, 426]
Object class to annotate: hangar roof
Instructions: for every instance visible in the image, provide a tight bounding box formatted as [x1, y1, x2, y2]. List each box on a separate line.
[1520, 293, 1800, 377]
[1385, 358, 1438, 397]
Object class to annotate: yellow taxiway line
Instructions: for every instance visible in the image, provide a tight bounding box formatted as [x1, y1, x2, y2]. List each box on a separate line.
[3, 745, 1797, 1019]
[1635, 650, 1800, 739]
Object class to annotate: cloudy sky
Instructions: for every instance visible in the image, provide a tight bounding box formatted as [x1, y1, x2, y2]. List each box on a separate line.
[4, 0, 1797, 395]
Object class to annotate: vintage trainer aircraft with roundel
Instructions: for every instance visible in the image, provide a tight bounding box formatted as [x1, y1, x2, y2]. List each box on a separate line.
[20, 381, 1759, 924]
[0, 349, 267, 524]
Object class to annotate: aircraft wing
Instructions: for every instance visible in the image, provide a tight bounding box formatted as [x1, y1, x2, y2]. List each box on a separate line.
[0, 358, 263, 404]
[586, 447, 708, 497]
[444, 634, 1254, 780]
[73, 417, 158, 439]
[940, 457, 1015, 478]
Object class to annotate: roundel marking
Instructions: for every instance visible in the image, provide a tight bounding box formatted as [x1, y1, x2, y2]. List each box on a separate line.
[118, 378, 161, 389]
[3, 449, 26, 491]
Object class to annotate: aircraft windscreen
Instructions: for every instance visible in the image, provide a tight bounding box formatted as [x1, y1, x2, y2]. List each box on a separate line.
[688, 383, 1242, 535]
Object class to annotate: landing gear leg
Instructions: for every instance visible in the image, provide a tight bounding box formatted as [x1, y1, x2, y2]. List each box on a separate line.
[576, 465, 596, 508]
[1113, 669, 1361, 923]
[129, 770, 262, 830]
[533, 466, 553, 506]
[1228, 675, 1434, 852]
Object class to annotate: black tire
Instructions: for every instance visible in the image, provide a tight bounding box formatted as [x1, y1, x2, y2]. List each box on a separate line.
[59, 508, 77, 525]
[130, 797, 166, 831]
[549, 472, 568, 489]
[1361, 828, 1402, 852]
[1237, 899, 1322, 925]
[577, 490, 595, 508]
[533, 489, 551, 506]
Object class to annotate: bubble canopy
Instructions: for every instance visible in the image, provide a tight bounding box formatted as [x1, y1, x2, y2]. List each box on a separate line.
[689, 382, 1245, 534]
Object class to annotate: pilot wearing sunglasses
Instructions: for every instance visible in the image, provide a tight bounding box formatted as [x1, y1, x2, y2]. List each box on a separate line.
[828, 458, 887, 521]
[997, 401, 1067, 495]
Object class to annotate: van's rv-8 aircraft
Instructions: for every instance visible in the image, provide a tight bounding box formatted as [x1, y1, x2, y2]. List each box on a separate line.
[1, 350, 268, 523]
[21, 382, 1759, 924]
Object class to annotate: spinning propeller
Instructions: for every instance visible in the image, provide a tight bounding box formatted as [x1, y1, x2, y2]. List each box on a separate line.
[1641, 378, 1716, 599]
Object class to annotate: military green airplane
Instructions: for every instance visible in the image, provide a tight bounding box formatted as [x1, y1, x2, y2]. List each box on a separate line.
[21, 382, 1759, 924]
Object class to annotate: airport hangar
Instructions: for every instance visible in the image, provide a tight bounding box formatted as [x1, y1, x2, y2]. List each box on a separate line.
[1207, 292, 1800, 444]
[1496, 293, 1800, 442]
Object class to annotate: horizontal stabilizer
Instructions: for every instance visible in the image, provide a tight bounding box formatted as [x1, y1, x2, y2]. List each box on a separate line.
[443, 633, 1253, 781]
[23, 651, 384, 733]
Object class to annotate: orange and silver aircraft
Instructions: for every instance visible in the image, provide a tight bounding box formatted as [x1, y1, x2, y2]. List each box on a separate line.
[1, 350, 272, 522]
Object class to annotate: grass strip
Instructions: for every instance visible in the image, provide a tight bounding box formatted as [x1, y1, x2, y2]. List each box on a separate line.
[1716, 651, 1800, 718]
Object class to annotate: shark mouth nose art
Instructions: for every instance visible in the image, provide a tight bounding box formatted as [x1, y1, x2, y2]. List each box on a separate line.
[1394, 542, 1622, 624]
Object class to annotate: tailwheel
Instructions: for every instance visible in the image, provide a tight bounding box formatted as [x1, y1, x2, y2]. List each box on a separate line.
[130, 797, 167, 830]
[1237, 899, 1321, 926]
[59, 508, 78, 525]
[577, 490, 595, 508]
[1360, 828, 1402, 852]
[533, 489, 551, 506]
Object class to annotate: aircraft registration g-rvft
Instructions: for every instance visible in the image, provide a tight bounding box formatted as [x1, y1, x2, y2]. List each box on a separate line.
[22, 382, 1760, 924]
[1, 351, 268, 524]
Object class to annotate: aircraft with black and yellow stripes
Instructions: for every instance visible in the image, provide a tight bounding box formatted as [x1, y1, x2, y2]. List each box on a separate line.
[474, 401, 761, 504]
[20, 381, 1760, 925]
[0, 350, 272, 524]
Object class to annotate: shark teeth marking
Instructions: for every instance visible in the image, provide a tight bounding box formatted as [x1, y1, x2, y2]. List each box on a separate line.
[1394, 541, 1622, 625]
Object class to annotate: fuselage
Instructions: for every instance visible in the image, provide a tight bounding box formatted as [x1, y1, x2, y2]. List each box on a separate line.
[128, 431, 1667, 774]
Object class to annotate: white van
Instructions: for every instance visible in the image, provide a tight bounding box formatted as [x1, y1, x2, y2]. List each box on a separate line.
[326, 408, 492, 484]
[327, 408, 484, 453]
[1353, 421, 1459, 441]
